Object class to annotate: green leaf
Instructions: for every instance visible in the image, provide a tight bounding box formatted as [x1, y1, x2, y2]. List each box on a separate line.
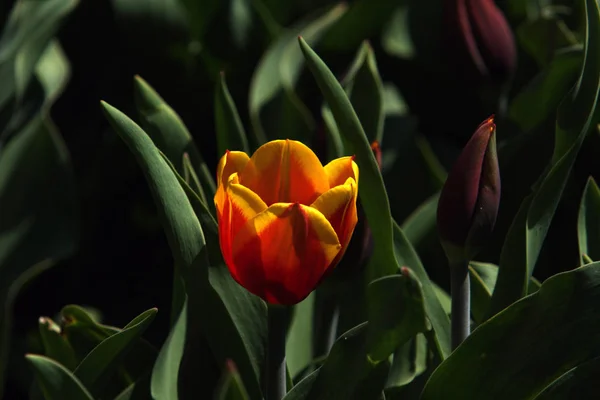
[286, 292, 315, 379]
[0, 35, 76, 398]
[249, 3, 347, 145]
[299, 36, 398, 280]
[533, 356, 600, 400]
[26, 355, 93, 400]
[415, 136, 447, 189]
[229, 0, 253, 49]
[0, 120, 77, 395]
[203, 263, 267, 400]
[392, 221, 451, 359]
[103, 103, 266, 398]
[159, 152, 267, 398]
[507, 0, 549, 20]
[133, 75, 216, 204]
[468, 262, 498, 325]
[0, 0, 78, 111]
[319, 0, 398, 52]
[322, 41, 386, 158]
[381, 4, 415, 60]
[321, 103, 344, 160]
[509, 46, 583, 133]
[298, 323, 388, 400]
[421, 261, 600, 399]
[431, 283, 451, 316]
[151, 298, 187, 400]
[160, 151, 220, 261]
[38, 317, 77, 371]
[487, 196, 533, 316]
[366, 271, 429, 362]
[385, 334, 428, 390]
[400, 192, 439, 249]
[59, 305, 158, 398]
[344, 42, 385, 144]
[470, 262, 543, 324]
[113, 375, 151, 400]
[577, 177, 600, 264]
[73, 308, 157, 396]
[490, 0, 600, 316]
[516, 16, 578, 67]
[182, 152, 207, 205]
[282, 369, 319, 400]
[215, 361, 250, 400]
[114, 374, 151, 400]
[215, 72, 250, 156]
[61, 305, 119, 355]
[102, 100, 205, 318]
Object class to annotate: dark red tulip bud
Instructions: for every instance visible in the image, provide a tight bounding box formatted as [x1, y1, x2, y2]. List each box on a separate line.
[437, 116, 500, 264]
[443, 0, 517, 84]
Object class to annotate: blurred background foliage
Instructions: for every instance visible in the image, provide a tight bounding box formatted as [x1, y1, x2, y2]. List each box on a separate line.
[1, 0, 599, 398]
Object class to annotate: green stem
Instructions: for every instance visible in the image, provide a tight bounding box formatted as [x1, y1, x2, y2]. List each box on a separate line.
[450, 261, 470, 350]
[266, 306, 287, 400]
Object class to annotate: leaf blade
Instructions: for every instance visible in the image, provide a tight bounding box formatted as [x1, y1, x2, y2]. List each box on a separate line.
[27, 355, 94, 400]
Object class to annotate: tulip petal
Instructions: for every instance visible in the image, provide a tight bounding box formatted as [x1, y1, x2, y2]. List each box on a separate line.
[239, 140, 329, 206]
[467, 0, 516, 79]
[324, 156, 359, 188]
[215, 151, 250, 218]
[218, 174, 267, 274]
[437, 117, 495, 250]
[230, 202, 341, 304]
[311, 177, 358, 265]
[465, 128, 500, 258]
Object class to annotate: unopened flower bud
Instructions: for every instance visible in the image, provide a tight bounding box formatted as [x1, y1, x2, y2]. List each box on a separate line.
[437, 116, 500, 264]
[443, 0, 517, 84]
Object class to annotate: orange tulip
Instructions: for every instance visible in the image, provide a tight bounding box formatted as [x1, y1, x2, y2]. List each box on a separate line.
[214, 140, 359, 305]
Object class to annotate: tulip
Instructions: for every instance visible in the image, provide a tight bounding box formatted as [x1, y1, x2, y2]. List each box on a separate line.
[443, 0, 517, 84]
[214, 139, 359, 305]
[437, 116, 500, 349]
[437, 116, 500, 264]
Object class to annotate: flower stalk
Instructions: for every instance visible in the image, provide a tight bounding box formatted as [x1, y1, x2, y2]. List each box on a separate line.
[266, 305, 287, 400]
[450, 260, 470, 349]
[437, 116, 500, 350]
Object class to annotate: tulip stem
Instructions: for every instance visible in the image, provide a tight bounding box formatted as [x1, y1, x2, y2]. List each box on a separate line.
[450, 260, 470, 350]
[266, 305, 287, 400]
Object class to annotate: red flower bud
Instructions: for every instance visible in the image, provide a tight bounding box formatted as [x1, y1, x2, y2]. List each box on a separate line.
[443, 0, 517, 83]
[437, 116, 500, 264]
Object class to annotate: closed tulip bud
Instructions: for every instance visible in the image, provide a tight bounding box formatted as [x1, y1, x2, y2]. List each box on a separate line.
[214, 140, 359, 305]
[443, 0, 517, 84]
[437, 116, 500, 264]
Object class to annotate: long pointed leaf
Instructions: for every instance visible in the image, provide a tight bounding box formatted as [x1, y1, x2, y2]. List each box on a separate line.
[73, 308, 157, 396]
[151, 298, 188, 400]
[249, 4, 347, 146]
[298, 36, 398, 281]
[422, 261, 600, 399]
[215, 72, 250, 155]
[27, 355, 94, 400]
[489, 0, 600, 316]
[133, 76, 216, 202]
[577, 177, 600, 264]
[392, 221, 451, 359]
[102, 103, 266, 399]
